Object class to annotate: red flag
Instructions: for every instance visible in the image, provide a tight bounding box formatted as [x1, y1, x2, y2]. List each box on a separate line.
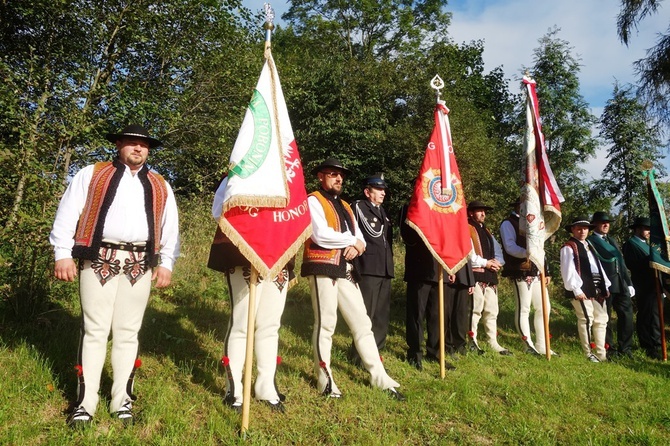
[520, 75, 564, 271]
[405, 101, 470, 274]
[215, 53, 312, 278]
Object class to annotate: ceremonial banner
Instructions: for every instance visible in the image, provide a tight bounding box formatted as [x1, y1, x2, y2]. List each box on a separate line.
[216, 53, 312, 279]
[222, 58, 289, 212]
[645, 168, 670, 273]
[520, 75, 565, 271]
[405, 100, 470, 274]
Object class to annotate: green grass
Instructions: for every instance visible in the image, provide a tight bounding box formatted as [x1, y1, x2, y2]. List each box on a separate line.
[1, 199, 670, 444]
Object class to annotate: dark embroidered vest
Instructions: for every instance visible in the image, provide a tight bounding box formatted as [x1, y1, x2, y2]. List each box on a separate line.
[563, 237, 608, 299]
[72, 159, 168, 267]
[469, 219, 498, 285]
[500, 214, 541, 278]
[301, 190, 355, 279]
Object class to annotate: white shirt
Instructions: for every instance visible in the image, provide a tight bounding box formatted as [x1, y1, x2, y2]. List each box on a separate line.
[469, 226, 505, 269]
[560, 239, 611, 297]
[307, 193, 366, 249]
[499, 215, 527, 259]
[49, 163, 180, 270]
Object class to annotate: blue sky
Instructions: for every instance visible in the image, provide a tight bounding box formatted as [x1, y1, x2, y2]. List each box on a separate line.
[244, 1, 670, 177]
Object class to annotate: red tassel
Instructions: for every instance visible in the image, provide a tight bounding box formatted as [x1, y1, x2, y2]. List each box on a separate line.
[522, 336, 528, 341]
[589, 342, 596, 349]
[604, 343, 610, 350]
[74, 364, 83, 376]
[276, 356, 282, 365]
[221, 356, 230, 367]
[379, 355, 384, 362]
[468, 331, 474, 338]
[319, 361, 326, 369]
[134, 358, 142, 369]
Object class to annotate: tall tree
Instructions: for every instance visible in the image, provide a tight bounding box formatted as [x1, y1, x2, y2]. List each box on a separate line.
[617, 0, 670, 124]
[0, 0, 255, 317]
[598, 82, 665, 222]
[282, 0, 451, 58]
[525, 27, 599, 215]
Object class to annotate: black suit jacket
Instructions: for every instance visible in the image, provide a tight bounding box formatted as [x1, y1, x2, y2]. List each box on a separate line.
[353, 199, 394, 278]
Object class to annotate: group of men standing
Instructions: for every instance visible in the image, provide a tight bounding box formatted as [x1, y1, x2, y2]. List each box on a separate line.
[50, 127, 667, 427]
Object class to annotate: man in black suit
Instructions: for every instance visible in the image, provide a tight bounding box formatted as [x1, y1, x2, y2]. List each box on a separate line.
[622, 217, 666, 359]
[587, 211, 635, 359]
[400, 204, 458, 371]
[349, 174, 395, 364]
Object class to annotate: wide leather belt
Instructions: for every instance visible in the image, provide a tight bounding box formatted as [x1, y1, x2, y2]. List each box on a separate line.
[100, 241, 147, 253]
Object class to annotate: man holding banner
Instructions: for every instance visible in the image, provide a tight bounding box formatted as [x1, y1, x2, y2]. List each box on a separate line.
[302, 158, 405, 401]
[213, 8, 313, 429]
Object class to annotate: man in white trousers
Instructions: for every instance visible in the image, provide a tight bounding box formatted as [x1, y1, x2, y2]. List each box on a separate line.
[50, 124, 180, 427]
[301, 158, 404, 401]
[208, 176, 290, 413]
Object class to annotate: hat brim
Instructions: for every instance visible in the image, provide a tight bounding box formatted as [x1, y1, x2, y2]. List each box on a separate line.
[565, 223, 595, 232]
[312, 165, 352, 176]
[106, 133, 162, 149]
[468, 206, 494, 211]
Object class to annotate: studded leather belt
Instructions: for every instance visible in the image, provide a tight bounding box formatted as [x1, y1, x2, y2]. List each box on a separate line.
[100, 241, 147, 253]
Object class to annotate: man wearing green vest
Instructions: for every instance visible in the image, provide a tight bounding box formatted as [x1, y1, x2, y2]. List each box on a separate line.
[587, 212, 635, 359]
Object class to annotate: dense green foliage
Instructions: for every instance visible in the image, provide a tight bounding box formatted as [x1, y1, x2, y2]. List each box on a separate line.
[617, 0, 670, 126]
[597, 82, 665, 223]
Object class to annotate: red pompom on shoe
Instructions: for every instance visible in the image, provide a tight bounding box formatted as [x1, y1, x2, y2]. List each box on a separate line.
[589, 342, 596, 349]
[276, 356, 282, 365]
[468, 331, 474, 338]
[221, 356, 230, 367]
[74, 364, 83, 376]
[134, 358, 142, 369]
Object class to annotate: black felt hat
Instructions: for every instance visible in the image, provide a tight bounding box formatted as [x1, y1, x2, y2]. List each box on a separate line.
[106, 124, 162, 148]
[629, 217, 651, 229]
[565, 216, 595, 232]
[591, 211, 614, 224]
[311, 157, 352, 176]
[467, 200, 494, 211]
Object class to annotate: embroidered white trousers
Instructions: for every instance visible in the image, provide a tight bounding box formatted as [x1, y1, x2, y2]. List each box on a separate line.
[470, 283, 505, 352]
[512, 277, 550, 353]
[571, 298, 608, 361]
[308, 275, 399, 395]
[77, 251, 151, 416]
[224, 267, 287, 404]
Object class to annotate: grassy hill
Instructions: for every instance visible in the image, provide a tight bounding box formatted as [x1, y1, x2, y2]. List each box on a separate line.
[1, 199, 669, 445]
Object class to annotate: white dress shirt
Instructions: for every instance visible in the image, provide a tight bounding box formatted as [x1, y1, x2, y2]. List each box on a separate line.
[307, 193, 366, 249]
[560, 239, 611, 297]
[50, 163, 180, 270]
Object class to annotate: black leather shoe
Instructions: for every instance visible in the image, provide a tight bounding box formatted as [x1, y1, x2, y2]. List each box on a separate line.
[114, 402, 134, 426]
[407, 357, 423, 371]
[67, 406, 92, 429]
[498, 349, 513, 356]
[424, 354, 439, 362]
[265, 400, 285, 413]
[525, 347, 541, 356]
[444, 361, 457, 371]
[386, 388, 406, 402]
[469, 344, 485, 355]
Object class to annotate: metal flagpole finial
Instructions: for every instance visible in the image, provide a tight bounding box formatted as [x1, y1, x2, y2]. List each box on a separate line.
[431, 74, 444, 103]
[264, 3, 275, 32]
[263, 3, 275, 57]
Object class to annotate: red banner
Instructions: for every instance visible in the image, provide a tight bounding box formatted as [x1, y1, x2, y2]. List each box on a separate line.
[405, 102, 471, 274]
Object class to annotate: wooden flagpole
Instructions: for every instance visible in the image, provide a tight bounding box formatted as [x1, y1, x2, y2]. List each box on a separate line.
[438, 268, 446, 378]
[242, 7, 275, 436]
[539, 271, 551, 361]
[241, 267, 259, 435]
[654, 270, 667, 361]
[431, 75, 447, 379]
